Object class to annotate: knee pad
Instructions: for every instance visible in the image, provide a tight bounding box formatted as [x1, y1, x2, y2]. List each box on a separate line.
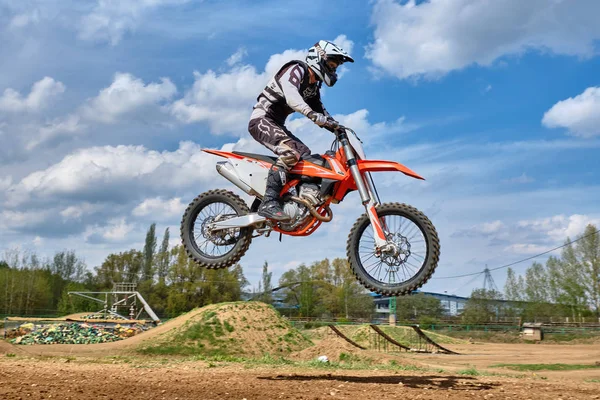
[276, 153, 299, 170]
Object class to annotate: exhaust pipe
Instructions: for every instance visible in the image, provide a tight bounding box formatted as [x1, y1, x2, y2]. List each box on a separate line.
[216, 161, 254, 195]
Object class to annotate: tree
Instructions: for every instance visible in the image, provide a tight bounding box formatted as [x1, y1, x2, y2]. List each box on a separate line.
[462, 289, 503, 324]
[574, 224, 600, 316]
[396, 293, 444, 323]
[57, 282, 99, 315]
[95, 250, 144, 288]
[45, 250, 87, 311]
[524, 262, 549, 303]
[49, 250, 86, 282]
[142, 223, 157, 282]
[330, 258, 373, 320]
[277, 258, 373, 319]
[259, 261, 273, 304]
[504, 268, 524, 301]
[165, 245, 249, 316]
[546, 253, 587, 321]
[156, 227, 170, 284]
[0, 249, 53, 316]
[279, 264, 317, 317]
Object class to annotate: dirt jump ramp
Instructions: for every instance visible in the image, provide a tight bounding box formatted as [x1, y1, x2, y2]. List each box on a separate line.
[369, 324, 411, 351]
[410, 325, 460, 355]
[327, 325, 366, 350]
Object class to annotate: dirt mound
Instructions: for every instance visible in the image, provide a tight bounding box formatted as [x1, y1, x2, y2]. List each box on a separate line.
[289, 336, 364, 362]
[0, 339, 26, 356]
[138, 302, 312, 358]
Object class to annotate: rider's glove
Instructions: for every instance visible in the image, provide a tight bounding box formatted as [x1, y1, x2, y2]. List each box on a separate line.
[308, 111, 329, 127]
[308, 111, 339, 131]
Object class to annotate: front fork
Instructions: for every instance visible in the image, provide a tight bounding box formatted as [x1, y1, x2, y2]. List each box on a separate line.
[340, 134, 389, 250]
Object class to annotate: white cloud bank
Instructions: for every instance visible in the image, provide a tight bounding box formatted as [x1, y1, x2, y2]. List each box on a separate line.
[367, 0, 600, 79]
[542, 87, 600, 138]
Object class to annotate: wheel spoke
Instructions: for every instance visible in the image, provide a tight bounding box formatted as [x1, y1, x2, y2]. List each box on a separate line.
[190, 199, 243, 259]
[356, 210, 430, 287]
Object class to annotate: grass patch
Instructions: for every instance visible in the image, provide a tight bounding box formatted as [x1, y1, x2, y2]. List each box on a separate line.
[6, 353, 16, 357]
[490, 363, 600, 372]
[458, 366, 527, 378]
[223, 320, 234, 333]
[458, 367, 481, 376]
[585, 379, 600, 383]
[542, 333, 600, 343]
[339, 352, 362, 363]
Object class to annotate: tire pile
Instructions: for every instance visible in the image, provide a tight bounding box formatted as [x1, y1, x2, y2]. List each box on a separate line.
[5, 323, 35, 339]
[11, 323, 124, 345]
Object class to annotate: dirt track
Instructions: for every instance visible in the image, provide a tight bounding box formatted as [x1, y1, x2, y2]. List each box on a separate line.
[0, 357, 599, 400]
[2, 341, 600, 399]
[2, 304, 600, 399]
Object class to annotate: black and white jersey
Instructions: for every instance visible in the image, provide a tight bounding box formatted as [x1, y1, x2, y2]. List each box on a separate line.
[251, 60, 329, 125]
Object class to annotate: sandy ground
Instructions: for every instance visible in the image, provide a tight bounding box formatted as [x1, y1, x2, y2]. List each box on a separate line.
[2, 340, 600, 399]
[1, 357, 599, 400]
[2, 305, 600, 400]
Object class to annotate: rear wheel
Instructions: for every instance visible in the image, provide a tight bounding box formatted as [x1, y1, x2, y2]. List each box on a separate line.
[181, 189, 252, 269]
[346, 203, 440, 295]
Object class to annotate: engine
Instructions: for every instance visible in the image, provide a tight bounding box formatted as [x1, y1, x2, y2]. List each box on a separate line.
[279, 183, 322, 231]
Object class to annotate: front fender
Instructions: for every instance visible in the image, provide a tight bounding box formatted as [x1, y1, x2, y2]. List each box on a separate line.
[357, 160, 424, 180]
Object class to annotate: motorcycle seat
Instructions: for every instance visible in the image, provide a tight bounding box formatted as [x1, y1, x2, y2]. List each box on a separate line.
[232, 151, 329, 168]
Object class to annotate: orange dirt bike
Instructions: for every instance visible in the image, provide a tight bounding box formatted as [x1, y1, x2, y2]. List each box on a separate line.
[181, 125, 440, 295]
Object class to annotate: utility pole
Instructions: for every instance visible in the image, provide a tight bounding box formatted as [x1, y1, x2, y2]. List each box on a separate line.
[389, 296, 397, 326]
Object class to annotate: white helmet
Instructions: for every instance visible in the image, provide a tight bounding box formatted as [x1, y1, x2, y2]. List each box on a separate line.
[306, 40, 354, 87]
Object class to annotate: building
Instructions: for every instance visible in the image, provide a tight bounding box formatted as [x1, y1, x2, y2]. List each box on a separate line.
[372, 291, 469, 317]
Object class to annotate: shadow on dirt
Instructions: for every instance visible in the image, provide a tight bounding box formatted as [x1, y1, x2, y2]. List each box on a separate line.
[259, 374, 499, 390]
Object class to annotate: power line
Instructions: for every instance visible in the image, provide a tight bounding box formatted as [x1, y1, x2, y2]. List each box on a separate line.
[432, 228, 599, 280]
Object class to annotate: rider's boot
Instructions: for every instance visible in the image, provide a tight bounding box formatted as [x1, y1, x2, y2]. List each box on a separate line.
[258, 165, 291, 222]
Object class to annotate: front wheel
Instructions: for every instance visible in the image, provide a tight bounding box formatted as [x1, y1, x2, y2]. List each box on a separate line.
[181, 189, 253, 269]
[346, 203, 440, 295]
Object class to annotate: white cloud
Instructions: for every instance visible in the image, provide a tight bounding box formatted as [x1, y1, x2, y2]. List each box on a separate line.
[9, 10, 41, 29]
[504, 243, 550, 255]
[502, 173, 534, 184]
[0, 209, 52, 231]
[542, 87, 600, 138]
[331, 34, 354, 56]
[79, 0, 190, 45]
[26, 115, 84, 150]
[102, 218, 133, 241]
[170, 66, 264, 134]
[132, 197, 185, 218]
[170, 34, 354, 135]
[5, 141, 215, 206]
[453, 220, 507, 239]
[0, 175, 12, 191]
[0, 77, 65, 112]
[518, 214, 600, 242]
[226, 47, 248, 67]
[81, 73, 177, 123]
[480, 220, 505, 234]
[367, 0, 600, 79]
[60, 203, 102, 220]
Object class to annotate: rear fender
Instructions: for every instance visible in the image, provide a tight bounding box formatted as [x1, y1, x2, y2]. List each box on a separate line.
[357, 160, 424, 180]
[202, 149, 244, 159]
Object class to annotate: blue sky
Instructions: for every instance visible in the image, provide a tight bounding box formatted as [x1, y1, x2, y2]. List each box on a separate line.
[1, 0, 599, 296]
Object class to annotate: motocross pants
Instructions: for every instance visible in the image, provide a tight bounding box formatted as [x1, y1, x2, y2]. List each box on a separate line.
[248, 117, 311, 220]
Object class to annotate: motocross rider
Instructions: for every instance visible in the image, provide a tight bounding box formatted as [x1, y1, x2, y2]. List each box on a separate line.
[248, 40, 354, 221]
